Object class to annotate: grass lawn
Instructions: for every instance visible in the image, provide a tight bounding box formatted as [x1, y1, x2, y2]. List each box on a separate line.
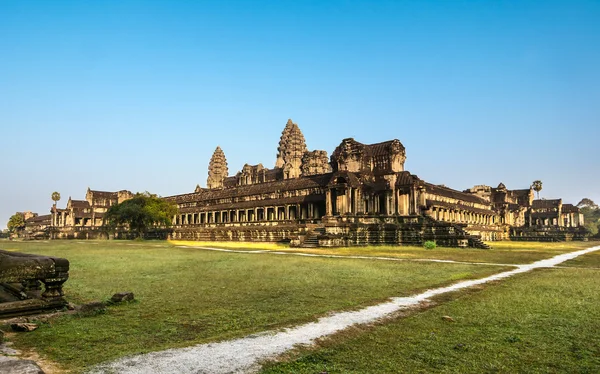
[172, 239, 592, 265]
[2, 240, 508, 373]
[261, 266, 600, 373]
[562, 242, 600, 268]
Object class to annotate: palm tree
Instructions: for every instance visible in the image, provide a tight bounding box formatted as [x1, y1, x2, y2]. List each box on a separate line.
[51, 191, 61, 209]
[531, 180, 543, 199]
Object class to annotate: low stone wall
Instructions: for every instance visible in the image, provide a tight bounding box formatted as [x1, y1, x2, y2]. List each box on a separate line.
[169, 216, 492, 248]
[318, 216, 488, 248]
[170, 224, 306, 243]
[510, 226, 588, 242]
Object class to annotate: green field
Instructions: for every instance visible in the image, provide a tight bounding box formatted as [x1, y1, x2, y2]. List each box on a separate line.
[261, 266, 600, 373]
[272, 241, 591, 265]
[2, 240, 512, 372]
[1, 240, 597, 373]
[172, 239, 592, 264]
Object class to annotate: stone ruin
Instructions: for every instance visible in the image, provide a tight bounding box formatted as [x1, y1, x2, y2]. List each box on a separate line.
[0, 250, 69, 317]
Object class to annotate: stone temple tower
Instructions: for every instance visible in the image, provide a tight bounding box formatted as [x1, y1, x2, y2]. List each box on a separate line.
[207, 146, 228, 189]
[276, 119, 307, 179]
[275, 119, 294, 168]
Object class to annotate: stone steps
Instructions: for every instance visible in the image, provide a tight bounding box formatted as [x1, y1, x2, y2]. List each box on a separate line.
[301, 227, 325, 248]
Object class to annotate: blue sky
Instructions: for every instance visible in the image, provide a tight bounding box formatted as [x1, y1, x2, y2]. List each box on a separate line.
[1, 0, 599, 228]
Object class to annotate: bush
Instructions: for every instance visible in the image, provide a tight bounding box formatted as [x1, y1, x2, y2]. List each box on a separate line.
[423, 241, 436, 250]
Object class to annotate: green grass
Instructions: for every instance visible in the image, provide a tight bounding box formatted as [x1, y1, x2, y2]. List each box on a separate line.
[173, 240, 592, 265]
[2, 240, 508, 372]
[562, 247, 600, 268]
[261, 267, 600, 373]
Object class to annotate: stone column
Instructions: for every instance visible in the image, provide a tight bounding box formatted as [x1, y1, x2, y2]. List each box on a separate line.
[326, 190, 332, 216]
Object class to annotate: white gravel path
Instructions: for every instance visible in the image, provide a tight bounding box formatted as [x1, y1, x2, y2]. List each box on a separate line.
[88, 245, 600, 374]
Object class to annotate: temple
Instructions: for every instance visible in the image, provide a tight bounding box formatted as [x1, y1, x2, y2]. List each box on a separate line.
[45, 188, 133, 239]
[11, 119, 586, 246]
[166, 120, 587, 248]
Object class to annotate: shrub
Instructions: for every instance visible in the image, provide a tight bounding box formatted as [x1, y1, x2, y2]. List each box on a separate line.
[423, 241, 436, 250]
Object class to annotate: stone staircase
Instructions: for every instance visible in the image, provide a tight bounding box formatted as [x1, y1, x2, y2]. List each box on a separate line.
[443, 220, 491, 249]
[301, 226, 326, 248]
[468, 236, 491, 249]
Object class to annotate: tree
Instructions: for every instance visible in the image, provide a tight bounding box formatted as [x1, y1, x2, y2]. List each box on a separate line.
[577, 198, 600, 237]
[7, 213, 25, 232]
[531, 180, 543, 199]
[104, 192, 178, 239]
[51, 191, 61, 207]
[577, 198, 598, 209]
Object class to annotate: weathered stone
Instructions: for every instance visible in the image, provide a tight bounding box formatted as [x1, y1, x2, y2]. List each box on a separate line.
[0, 343, 20, 356]
[110, 292, 134, 303]
[207, 146, 228, 189]
[280, 121, 307, 179]
[0, 250, 69, 318]
[0, 358, 45, 374]
[10, 323, 38, 332]
[301, 150, 331, 177]
[77, 301, 106, 313]
[275, 119, 295, 169]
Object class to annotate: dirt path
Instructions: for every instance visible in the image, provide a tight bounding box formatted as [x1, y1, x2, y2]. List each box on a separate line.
[88, 245, 600, 374]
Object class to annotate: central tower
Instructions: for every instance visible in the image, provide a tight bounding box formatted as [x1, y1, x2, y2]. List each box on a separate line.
[275, 119, 307, 179]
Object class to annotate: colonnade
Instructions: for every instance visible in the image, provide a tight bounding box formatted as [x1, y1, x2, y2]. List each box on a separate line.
[429, 206, 497, 225]
[174, 202, 324, 226]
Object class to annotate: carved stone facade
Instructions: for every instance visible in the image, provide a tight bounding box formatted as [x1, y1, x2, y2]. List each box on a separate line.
[0, 249, 69, 317]
[166, 119, 587, 247]
[207, 146, 228, 189]
[48, 188, 134, 239]
[301, 150, 331, 176]
[14, 119, 585, 246]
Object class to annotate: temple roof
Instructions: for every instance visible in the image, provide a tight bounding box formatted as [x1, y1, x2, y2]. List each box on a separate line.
[70, 200, 91, 209]
[424, 183, 490, 205]
[426, 199, 493, 215]
[25, 214, 51, 224]
[561, 204, 579, 213]
[179, 194, 325, 213]
[89, 190, 118, 198]
[532, 199, 561, 209]
[367, 139, 405, 156]
[168, 173, 332, 203]
[395, 171, 420, 186]
[328, 171, 362, 188]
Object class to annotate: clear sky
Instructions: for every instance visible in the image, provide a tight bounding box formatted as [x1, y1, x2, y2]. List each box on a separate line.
[1, 0, 599, 228]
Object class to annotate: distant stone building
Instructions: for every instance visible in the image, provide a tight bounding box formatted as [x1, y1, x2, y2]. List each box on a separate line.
[166, 119, 586, 247]
[22, 212, 52, 239]
[49, 188, 133, 239]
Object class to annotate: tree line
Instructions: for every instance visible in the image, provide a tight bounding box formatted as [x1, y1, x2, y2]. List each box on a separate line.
[577, 198, 600, 237]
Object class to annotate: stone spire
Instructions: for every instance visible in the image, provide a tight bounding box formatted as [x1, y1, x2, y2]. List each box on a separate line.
[275, 119, 294, 168]
[207, 146, 228, 189]
[276, 119, 307, 179]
